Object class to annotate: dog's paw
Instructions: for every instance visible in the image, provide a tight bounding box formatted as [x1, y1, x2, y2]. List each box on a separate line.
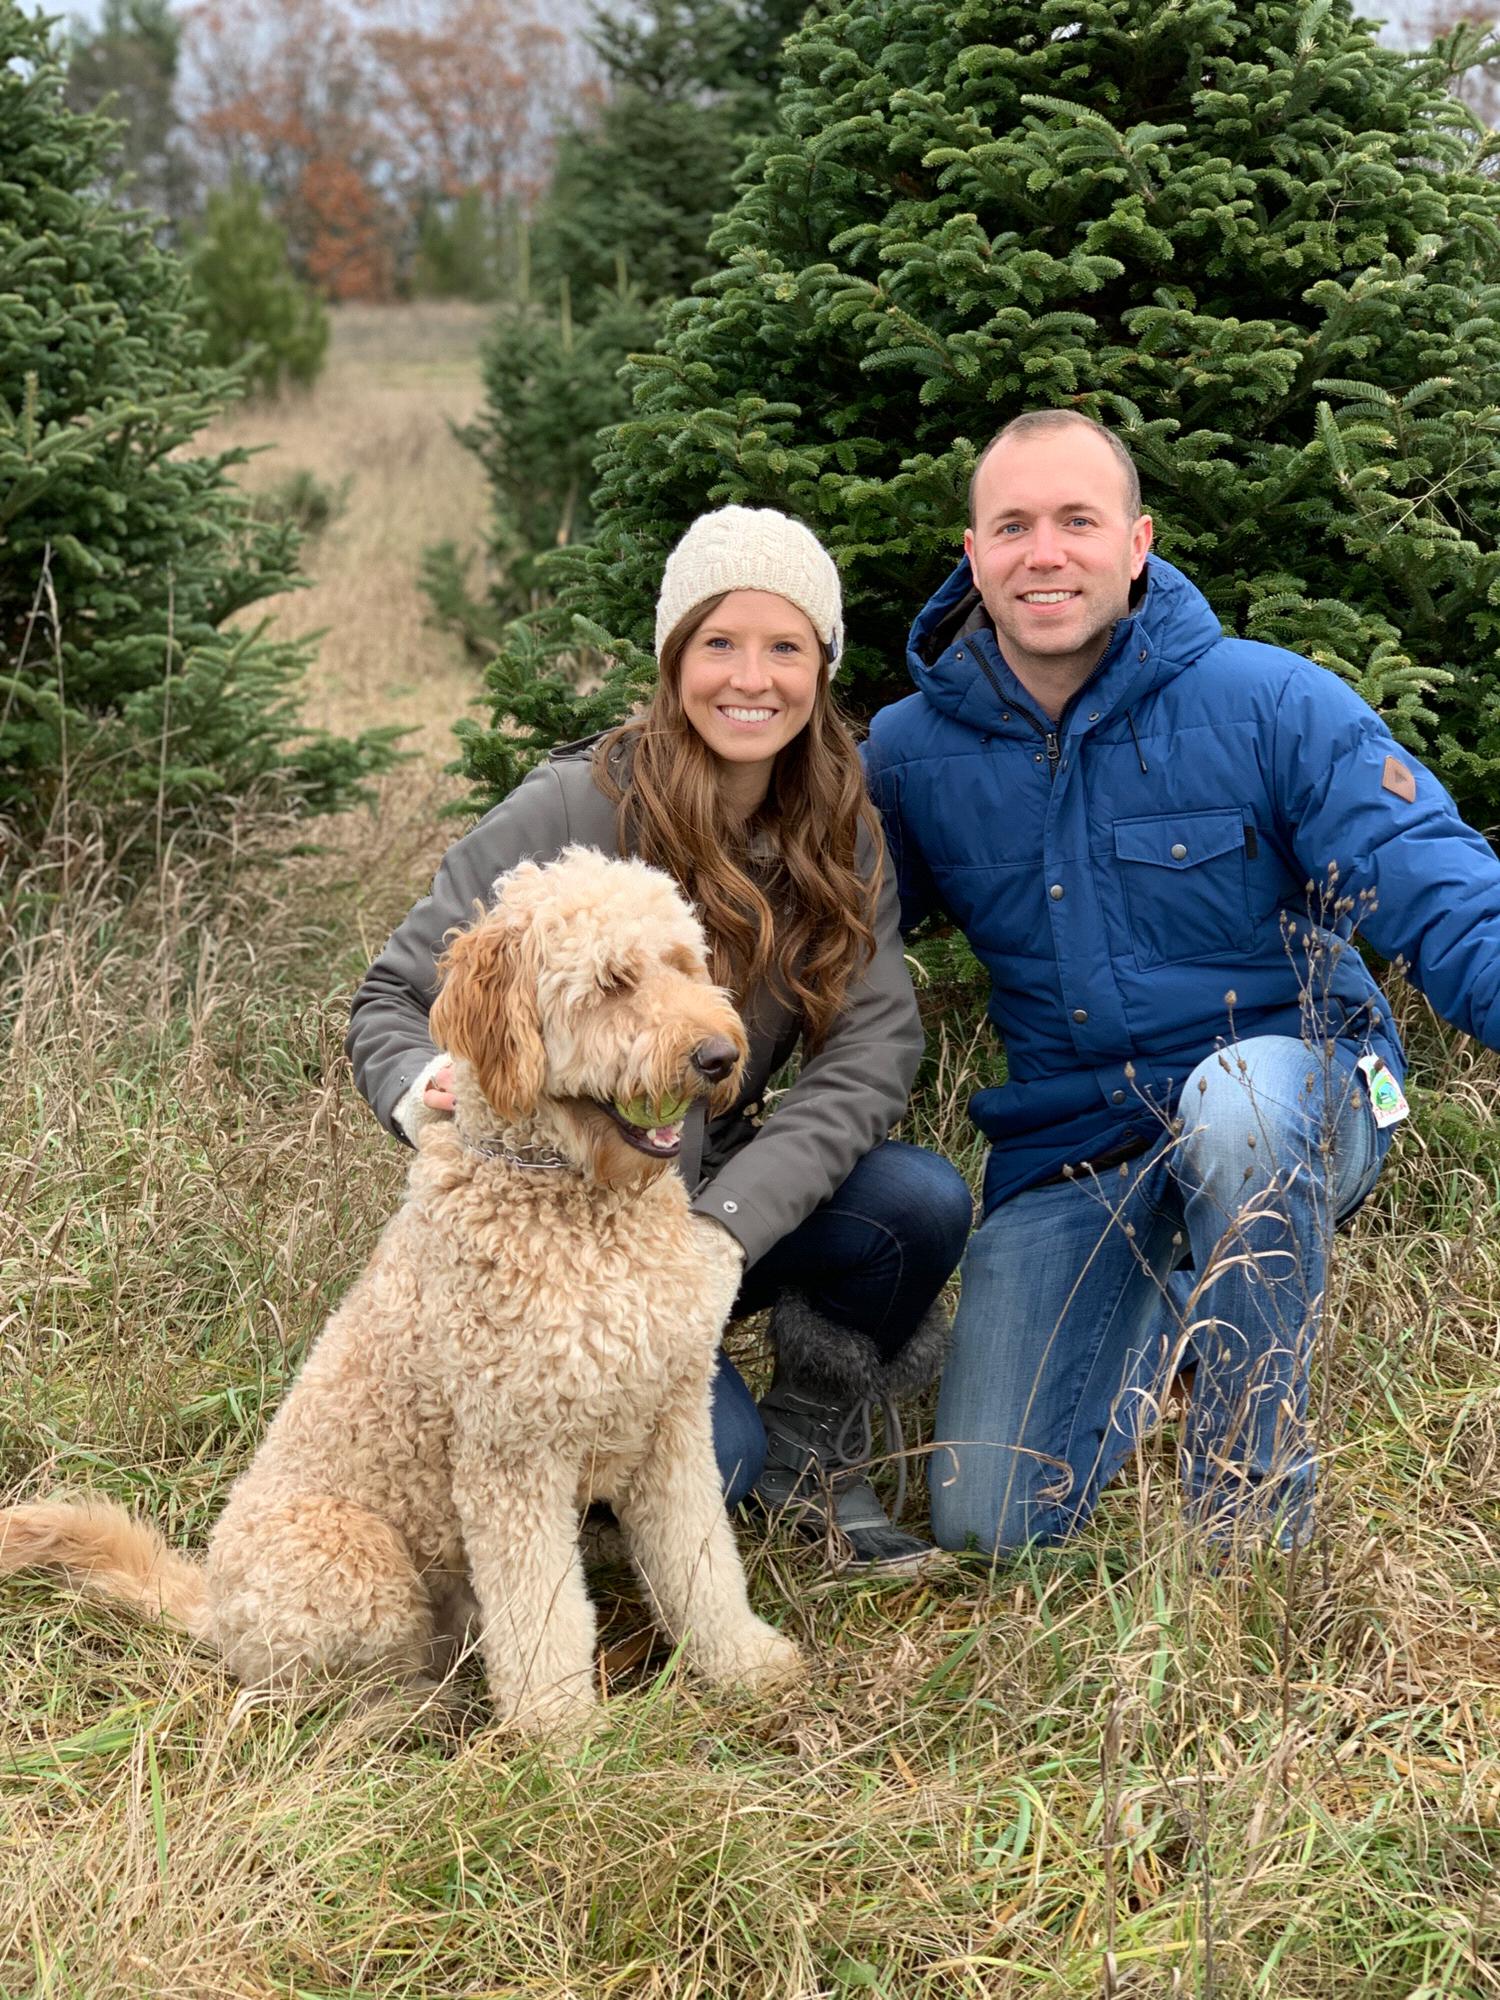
[494, 1677, 598, 1743]
[706, 1619, 805, 1695]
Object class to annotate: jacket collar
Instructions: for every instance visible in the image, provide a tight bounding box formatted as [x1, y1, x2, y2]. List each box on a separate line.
[906, 554, 1223, 734]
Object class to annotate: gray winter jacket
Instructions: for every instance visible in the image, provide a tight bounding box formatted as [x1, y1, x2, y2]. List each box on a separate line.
[345, 740, 925, 1267]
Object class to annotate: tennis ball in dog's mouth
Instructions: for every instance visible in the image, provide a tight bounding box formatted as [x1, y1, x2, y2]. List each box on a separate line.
[613, 1092, 694, 1130]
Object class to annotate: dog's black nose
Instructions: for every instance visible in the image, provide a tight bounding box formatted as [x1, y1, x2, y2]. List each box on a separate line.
[691, 1037, 739, 1083]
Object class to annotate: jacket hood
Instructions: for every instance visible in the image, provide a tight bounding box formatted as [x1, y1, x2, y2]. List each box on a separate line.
[905, 554, 1226, 731]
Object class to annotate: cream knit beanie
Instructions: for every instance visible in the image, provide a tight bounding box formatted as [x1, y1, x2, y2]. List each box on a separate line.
[654, 505, 843, 674]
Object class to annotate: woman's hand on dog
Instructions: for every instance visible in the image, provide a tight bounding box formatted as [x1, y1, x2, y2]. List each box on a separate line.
[423, 1060, 456, 1114]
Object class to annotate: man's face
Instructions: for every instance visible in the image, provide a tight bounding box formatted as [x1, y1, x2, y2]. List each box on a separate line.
[963, 426, 1153, 682]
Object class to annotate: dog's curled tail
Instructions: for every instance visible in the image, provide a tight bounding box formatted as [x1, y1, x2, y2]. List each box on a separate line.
[0, 1497, 210, 1640]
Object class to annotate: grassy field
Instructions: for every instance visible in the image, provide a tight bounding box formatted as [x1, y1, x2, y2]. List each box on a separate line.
[2, 306, 1498, 1999]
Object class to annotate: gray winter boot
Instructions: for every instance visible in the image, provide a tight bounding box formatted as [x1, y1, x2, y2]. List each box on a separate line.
[754, 1292, 950, 1574]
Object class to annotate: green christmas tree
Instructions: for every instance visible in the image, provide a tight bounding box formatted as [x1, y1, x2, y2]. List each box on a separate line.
[531, 0, 808, 305]
[427, 0, 805, 657]
[0, 5, 392, 849]
[422, 275, 662, 646]
[412, 189, 507, 303]
[461, 0, 1500, 816]
[187, 180, 329, 397]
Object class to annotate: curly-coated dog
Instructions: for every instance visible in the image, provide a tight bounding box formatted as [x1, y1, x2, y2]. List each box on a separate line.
[0, 848, 803, 1735]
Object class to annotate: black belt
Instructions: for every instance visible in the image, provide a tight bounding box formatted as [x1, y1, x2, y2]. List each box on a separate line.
[1032, 1132, 1154, 1189]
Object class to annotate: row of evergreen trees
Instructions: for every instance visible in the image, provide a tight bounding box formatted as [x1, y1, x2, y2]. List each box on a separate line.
[456, 0, 1500, 834]
[9, 0, 1500, 867]
[424, 0, 806, 644]
[1, 4, 392, 854]
[4, 0, 791, 863]
[65, 1, 329, 398]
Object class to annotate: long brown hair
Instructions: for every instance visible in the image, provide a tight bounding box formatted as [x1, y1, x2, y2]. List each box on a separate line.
[596, 595, 885, 1050]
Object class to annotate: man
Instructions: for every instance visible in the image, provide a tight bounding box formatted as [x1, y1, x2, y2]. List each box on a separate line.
[864, 409, 1500, 1551]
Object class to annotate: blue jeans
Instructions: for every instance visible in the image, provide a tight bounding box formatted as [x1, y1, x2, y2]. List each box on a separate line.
[930, 1037, 1392, 1552]
[711, 1140, 973, 1504]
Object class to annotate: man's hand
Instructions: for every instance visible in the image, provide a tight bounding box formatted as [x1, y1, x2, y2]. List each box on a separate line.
[423, 1060, 456, 1114]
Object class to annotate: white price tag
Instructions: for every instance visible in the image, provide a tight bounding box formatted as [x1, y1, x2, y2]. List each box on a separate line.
[1356, 1054, 1410, 1130]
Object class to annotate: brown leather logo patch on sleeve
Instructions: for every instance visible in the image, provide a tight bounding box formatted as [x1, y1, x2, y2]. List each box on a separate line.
[1382, 754, 1417, 803]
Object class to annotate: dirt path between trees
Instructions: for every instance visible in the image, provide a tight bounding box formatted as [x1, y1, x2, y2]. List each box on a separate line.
[200, 301, 492, 763]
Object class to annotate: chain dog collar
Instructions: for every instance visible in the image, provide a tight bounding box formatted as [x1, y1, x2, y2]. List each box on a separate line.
[470, 1138, 577, 1172]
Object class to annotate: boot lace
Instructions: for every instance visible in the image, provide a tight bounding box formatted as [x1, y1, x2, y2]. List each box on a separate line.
[793, 1391, 909, 1525]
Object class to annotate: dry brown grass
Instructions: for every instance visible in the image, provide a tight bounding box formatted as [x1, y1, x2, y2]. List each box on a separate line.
[3, 835, 1497, 1996]
[198, 300, 492, 752]
[2, 306, 1498, 1998]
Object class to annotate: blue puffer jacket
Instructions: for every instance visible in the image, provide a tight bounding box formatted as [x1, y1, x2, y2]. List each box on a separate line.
[865, 554, 1500, 1212]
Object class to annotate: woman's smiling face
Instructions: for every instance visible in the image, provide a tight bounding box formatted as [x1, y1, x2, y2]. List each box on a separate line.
[677, 590, 821, 793]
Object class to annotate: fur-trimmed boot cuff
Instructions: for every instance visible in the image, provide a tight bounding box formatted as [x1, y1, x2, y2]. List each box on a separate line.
[763, 1292, 950, 1403]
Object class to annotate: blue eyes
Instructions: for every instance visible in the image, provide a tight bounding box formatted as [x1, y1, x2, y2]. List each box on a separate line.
[702, 637, 804, 653]
[996, 518, 1094, 534]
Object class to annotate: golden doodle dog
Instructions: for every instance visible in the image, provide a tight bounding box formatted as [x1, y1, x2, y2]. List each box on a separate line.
[0, 848, 803, 1735]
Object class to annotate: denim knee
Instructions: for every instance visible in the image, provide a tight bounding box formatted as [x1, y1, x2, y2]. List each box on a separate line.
[929, 1439, 1073, 1555]
[929, 1444, 1018, 1554]
[868, 1141, 974, 1277]
[710, 1352, 766, 1507]
[741, 1141, 973, 1349]
[928, 1443, 981, 1553]
[1174, 1037, 1331, 1206]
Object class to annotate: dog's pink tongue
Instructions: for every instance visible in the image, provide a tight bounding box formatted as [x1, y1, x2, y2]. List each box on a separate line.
[648, 1125, 678, 1151]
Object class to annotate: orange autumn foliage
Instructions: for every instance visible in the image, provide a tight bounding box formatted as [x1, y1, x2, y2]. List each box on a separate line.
[183, 0, 572, 299]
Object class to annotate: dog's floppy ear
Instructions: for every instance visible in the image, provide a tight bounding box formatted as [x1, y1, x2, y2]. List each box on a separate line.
[430, 903, 546, 1123]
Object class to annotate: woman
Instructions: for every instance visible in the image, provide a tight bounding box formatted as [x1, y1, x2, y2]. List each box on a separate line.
[347, 506, 972, 1571]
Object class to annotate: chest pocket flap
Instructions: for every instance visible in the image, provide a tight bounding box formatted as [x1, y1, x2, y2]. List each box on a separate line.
[1114, 809, 1248, 871]
[1112, 808, 1253, 969]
